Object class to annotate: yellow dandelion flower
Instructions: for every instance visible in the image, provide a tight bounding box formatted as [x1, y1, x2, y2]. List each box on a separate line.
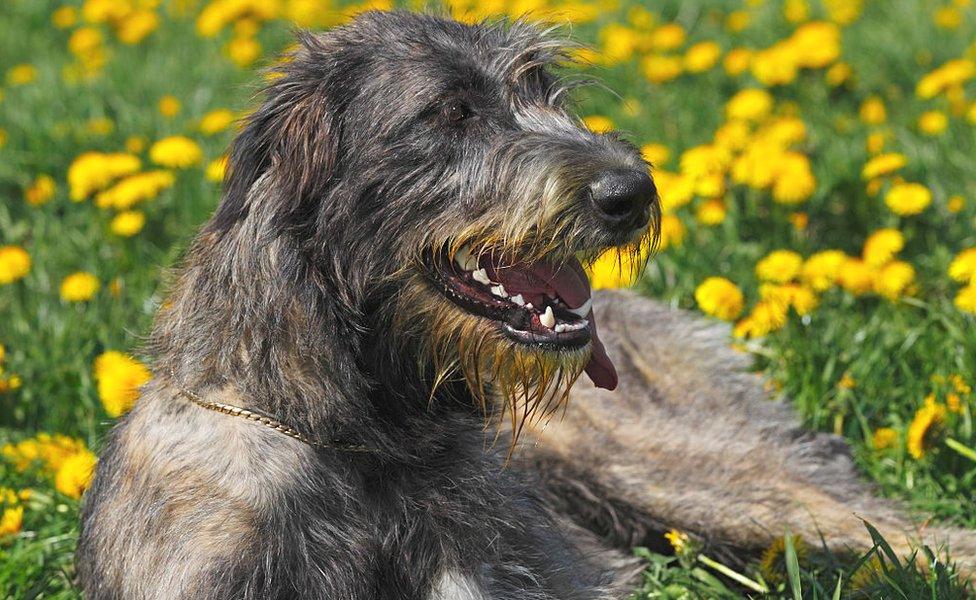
[110, 211, 146, 237]
[947, 393, 963, 414]
[86, 117, 114, 136]
[68, 27, 102, 57]
[95, 170, 175, 210]
[60, 272, 100, 302]
[934, 6, 962, 29]
[158, 95, 181, 117]
[947, 195, 965, 213]
[196, 0, 278, 37]
[783, 0, 809, 23]
[760, 283, 819, 316]
[68, 152, 141, 201]
[756, 250, 803, 283]
[825, 62, 852, 86]
[149, 136, 203, 168]
[587, 247, 646, 290]
[654, 171, 695, 213]
[873, 427, 898, 450]
[200, 109, 236, 135]
[695, 198, 726, 225]
[838, 373, 856, 389]
[850, 555, 883, 590]
[950, 374, 972, 395]
[866, 131, 887, 155]
[52, 6, 78, 29]
[885, 182, 932, 216]
[859, 96, 887, 124]
[54, 449, 97, 499]
[658, 214, 686, 250]
[684, 41, 721, 73]
[956, 284, 976, 314]
[918, 110, 948, 136]
[875, 260, 915, 300]
[907, 398, 946, 459]
[0, 246, 31, 285]
[125, 136, 146, 153]
[6, 64, 36, 86]
[24, 175, 56, 206]
[695, 277, 744, 321]
[788, 22, 841, 69]
[862, 228, 904, 267]
[759, 535, 806, 585]
[725, 10, 750, 33]
[801, 250, 845, 291]
[750, 42, 799, 86]
[772, 152, 816, 204]
[2, 433, 86, 473]
[723, 48, 753, 76]
[226, 35, 262, 67]
[94, 351, 152, 417]
[917, 59, 975, 99]
[0, 506, 23, 538]
[788, 211, 808, 231]
[861, 153, 906, 180]
[116, 9, 160, 45]
[598, 24, 640, 64]
[664, 529, 690, 553]
[725, 88, 772, 122]
[825, 0, 864, 25]
[837, 257, 874, 296]
[713, 120, 751, 153]
[206, 156, 228, 182]
[650, 23, 686, 51]
[640, 143, 670, 166]
[583, 115, 613, 134]
[949, 248, 976, 284]
[641, 54, 683, 84]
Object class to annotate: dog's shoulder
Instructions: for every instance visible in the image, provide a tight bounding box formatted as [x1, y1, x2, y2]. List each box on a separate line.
[77, 382, 314, 599]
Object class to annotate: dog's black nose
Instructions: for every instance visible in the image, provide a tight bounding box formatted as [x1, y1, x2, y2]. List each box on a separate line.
[588, 168, 655, 230]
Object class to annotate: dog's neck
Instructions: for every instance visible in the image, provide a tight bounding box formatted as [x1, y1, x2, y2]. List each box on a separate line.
[149, 201, 480, 460]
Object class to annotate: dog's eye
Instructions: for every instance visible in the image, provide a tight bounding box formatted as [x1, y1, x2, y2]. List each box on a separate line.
[444, 101, 471, 125]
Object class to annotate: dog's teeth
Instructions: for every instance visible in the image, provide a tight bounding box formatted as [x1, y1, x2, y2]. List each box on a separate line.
[540, 306, 556, 329]
[525, 302, 533, 310]
[510, 294, 525, 306]
[568, 298, 593, 318]
[554, 323, 567, 333]
[472, 268, 490, 285]
[567, 319, 588, 331]
[454, 245, 479, 272]
[490, 284, 507, 298]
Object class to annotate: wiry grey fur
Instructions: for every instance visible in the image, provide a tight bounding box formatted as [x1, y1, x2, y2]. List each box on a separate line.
[77, 11, 976, 600]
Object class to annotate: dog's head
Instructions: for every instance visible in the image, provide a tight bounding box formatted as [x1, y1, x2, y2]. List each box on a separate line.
[214, 11, 659, 425]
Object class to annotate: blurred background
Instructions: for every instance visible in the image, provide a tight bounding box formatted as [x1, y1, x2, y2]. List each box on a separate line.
[1, 0, 975, 596]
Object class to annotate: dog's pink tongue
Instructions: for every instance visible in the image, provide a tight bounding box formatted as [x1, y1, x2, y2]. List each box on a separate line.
[488, 257, 617, 390]
[583, 312, 618, 391]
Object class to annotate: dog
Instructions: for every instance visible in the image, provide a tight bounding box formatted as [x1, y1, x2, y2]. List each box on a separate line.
[77, 11, 976, 599]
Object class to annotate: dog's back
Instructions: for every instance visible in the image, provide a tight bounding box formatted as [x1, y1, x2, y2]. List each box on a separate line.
[523, 289, 976, 574]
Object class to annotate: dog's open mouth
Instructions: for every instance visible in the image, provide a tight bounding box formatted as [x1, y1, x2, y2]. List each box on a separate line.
[429, 244, 618, 390]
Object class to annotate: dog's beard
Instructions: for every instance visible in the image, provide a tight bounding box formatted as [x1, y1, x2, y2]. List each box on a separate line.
[394, 281, 588, 445]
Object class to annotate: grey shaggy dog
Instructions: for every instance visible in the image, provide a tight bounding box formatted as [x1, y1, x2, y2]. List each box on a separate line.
[77, 10, 976, 599]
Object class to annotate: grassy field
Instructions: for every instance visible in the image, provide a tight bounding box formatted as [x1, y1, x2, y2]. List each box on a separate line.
[1, 0, 975, 597]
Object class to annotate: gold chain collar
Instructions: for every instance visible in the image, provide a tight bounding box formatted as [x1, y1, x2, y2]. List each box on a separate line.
[175, 386, 379, 454]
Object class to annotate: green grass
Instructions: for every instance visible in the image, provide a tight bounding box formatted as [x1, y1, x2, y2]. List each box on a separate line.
[1, 0, 975, 597]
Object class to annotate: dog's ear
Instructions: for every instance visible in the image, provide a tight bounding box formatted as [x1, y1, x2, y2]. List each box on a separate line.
[211, 32, 343, 232]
